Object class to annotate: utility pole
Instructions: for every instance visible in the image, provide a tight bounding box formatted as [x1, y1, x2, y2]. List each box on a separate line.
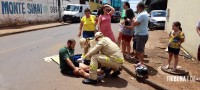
[58, 0, 62, 22]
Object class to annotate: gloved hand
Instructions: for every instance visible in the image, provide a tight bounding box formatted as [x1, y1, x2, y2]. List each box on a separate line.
[77, 58, 84, 63]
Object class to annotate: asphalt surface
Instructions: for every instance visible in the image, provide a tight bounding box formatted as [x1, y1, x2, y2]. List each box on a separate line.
[0, 23, 140, 90]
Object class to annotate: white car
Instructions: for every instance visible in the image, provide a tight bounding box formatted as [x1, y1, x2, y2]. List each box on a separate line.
[62, 4, 89, 23]
[148, 10, 166, 30]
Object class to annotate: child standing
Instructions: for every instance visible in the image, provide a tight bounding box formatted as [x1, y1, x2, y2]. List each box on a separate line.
[165, 21, 185, 72]
[120, 17, 133, 57]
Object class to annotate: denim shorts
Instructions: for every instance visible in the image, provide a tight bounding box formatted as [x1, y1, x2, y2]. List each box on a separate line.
[135, 35, 148, 53]
[83, 31, 95, 38]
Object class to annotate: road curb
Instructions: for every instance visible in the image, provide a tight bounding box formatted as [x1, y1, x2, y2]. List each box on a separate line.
[0, 23, 70, 37]
[122, 64, 170, 90]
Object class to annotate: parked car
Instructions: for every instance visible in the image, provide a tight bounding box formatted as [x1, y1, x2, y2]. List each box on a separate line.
[111, 11, 121, 23]
[148, 10, 166, 30]
[62, 4, 89, 23]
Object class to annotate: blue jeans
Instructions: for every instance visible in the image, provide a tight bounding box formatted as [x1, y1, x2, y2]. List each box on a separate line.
[83, 31, 95, 38]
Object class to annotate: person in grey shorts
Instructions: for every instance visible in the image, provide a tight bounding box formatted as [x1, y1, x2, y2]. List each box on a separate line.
[125, 2, 149, 65]
[135, 35, 148, 53]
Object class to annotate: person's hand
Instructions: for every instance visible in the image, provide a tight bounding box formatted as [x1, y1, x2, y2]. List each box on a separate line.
[122, 24, 126, 28]
[78, 32, 81, 37]
[74, 67, 81, 72]
[133, 18, 136, 22]
[104, 4, 110, 7]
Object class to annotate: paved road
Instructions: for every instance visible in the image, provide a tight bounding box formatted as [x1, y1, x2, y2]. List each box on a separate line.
[0, 23, 140, 90]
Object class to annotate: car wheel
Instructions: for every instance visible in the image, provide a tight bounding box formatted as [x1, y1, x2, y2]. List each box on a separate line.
[149, 23, 155, 30]
[77, 17, 81, 23]
[63, 17, 67, 22]
[75, 17, 81, 23]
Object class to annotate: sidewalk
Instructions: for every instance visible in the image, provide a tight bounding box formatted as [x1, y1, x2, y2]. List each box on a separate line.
[0, 22, 69, 37]
[123, 30, 200, 90]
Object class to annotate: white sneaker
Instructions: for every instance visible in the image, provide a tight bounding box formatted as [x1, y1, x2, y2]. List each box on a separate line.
[165, 65, 170, 69]
[134, 62, 142, 67]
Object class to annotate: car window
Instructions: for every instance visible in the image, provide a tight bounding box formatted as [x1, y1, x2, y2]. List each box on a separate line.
[66, 5, 79, 11]
[79, 6, 82, 12]
[152, 11, 166, 17]
[93, 10, 97, 12]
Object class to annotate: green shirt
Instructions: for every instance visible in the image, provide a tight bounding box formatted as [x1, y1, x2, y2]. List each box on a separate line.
[59, 46, 75, 72]
[121, 9, 126, 19]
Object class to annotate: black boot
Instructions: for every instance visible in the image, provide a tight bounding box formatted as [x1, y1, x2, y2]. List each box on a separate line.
[111, 70, 121, 77]
[104, 68, 112, 77]
[101, 67, 112, 77]
[82, 78, 98, 84]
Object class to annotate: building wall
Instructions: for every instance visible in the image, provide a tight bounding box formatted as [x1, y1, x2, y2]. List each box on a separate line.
[0, 0, 73, 27]
[165, 0, 200, 59]
[89, 1, 102, 12]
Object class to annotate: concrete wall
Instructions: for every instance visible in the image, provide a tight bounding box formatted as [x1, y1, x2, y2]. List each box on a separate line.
[0, 0, 76, 27]
[89, 2, 102, 12]
[165, 0, 200, 60]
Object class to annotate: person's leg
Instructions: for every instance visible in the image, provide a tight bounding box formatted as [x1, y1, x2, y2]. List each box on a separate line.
[126, 36, 132, 54]
[88, 55, 99, 80]
[135, 35, 140, 62]
[94, 54, 122, 77]
[73, 68, 90, 78]
[172, 48, 180, 71]
[126, 41, 131, 54]
[90, 54, 122, 76]
[121, 34, 126, 54]
[132, 37, 137, 57]
[79, 63, 89, 72]
[173, 54, 179, 71]
[117, 32, 122, 47]
[82, 54, 99, 84]
[166, 52, 173, 69]
[135, 35, 148, 65]
[136, 35, 142, 64]
[83, 53, 119, 84]
[122, 40, 126, 54]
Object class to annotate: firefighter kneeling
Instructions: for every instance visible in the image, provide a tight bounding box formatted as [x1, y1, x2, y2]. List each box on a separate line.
[80, 32, 125, 84]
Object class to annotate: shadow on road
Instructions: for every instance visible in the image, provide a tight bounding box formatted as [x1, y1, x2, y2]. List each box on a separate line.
[62, 72, 128, 88]
[95, 77, 128, 88]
